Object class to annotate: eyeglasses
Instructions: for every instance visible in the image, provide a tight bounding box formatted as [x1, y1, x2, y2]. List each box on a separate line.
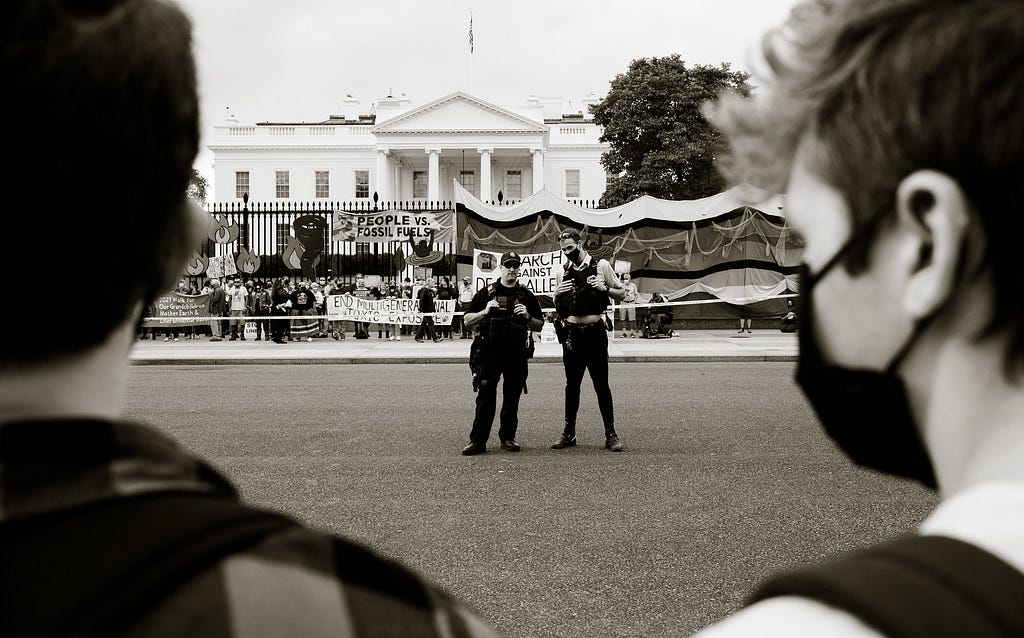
[558, 233, 576, 241]
[503, 262, 521, 269]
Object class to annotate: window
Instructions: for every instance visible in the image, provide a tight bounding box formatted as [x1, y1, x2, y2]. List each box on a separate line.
[235, 171, 249, 199]
[315, 171, 330, 199]
[355, 170, 369, 198]
[275, 171, 290, 199]
[605, 170, 618, 191]
[275, 223, 290, 255]
[413, 171, 427, 198]
[565, 169, 580, 198]
[459, 171, 475, 196]
[506, 170, 522, 200]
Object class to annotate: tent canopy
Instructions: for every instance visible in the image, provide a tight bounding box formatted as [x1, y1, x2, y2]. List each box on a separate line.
[453, 181, 785, 227]
[453, 181, 801, 319]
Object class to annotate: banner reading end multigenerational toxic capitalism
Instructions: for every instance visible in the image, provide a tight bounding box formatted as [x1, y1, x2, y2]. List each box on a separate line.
[142, 292, 211, 327]
[326, 295, 455, 325]
[331, 209, 454, 243]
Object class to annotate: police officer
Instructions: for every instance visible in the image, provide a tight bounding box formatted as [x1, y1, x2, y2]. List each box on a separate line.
[551, 229, 626, 451]
[461, 251, 544, 455]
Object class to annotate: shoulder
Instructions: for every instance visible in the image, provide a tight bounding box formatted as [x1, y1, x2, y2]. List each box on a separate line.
[135, 525, 499, 637]
[693, 596, 886, 638]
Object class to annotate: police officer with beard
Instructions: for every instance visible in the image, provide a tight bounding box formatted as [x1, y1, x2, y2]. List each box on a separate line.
[551, 229, 626, 452]
[461, 251, 544, 455]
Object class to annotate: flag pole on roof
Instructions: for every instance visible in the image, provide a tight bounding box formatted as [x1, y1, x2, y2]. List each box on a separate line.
[468, 9, 474, 94]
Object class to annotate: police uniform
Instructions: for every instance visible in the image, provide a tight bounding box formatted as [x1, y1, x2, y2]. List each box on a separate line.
[464, 271, 543, 453]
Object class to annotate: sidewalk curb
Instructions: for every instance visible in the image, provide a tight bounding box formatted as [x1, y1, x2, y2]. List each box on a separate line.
[130, 354, 798, 365]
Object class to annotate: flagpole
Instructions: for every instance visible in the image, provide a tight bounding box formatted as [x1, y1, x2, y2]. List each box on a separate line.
[468, 9, 474, 95]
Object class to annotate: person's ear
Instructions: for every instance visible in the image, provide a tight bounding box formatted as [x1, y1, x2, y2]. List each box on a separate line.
[895, 170, 970, 320]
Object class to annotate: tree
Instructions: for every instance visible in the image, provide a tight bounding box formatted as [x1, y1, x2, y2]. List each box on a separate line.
[591, 55, 751, 207]
[187, 167, 209, 204]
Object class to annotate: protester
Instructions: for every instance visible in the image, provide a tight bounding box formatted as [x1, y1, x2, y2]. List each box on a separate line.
[326, 277, 347, 340]
[461, 251, 544, 455]
[415, 278, 441, 343]
[254, 281, 272, 341]
[310, 281, 326, 337]
[436, 276, 455, 339]
[206, 278, 226, 341]
[551, 229, 626, 451]
[400, 277, 414, 336]
[617, 273, 639, 338]
[270, 277, 291, 344]
[352, 274, 371, 339]
[696, 0, 1024, 634]
[0, 3, 499, 634]
[458, 275, 475, 338]
[289, 281, 317, 342]
[226, 277, 248, 341]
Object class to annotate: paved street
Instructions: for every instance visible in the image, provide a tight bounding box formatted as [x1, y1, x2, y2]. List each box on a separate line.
[124, 361, 935, 638]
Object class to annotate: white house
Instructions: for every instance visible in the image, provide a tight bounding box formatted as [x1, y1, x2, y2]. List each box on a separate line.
[207, 91, 611, 205]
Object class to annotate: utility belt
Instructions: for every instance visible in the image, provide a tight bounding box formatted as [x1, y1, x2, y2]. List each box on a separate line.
[553, 318, 604, 351]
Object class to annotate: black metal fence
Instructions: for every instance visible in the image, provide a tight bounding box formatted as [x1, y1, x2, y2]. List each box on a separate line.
[199, 199, 459, 284]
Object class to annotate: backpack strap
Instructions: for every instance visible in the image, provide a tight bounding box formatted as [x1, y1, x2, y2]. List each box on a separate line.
[749, 535, 1024, 638]
[0, 491, 298, 638]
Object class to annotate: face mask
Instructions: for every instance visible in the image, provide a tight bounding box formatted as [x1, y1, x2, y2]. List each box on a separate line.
[795, 237, 938, 489]
[563, 246, 582, 263]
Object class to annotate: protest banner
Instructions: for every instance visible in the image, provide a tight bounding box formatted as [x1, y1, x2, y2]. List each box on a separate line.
[331, 210, 454, 244]
[326, 295, 455, 325]
[142, 292, 211, 327]
[471, 248, 564, 296]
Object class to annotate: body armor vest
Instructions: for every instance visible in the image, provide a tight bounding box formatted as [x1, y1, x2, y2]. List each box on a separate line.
[479, 283, 529, 346]
[561, 261, 610, 316]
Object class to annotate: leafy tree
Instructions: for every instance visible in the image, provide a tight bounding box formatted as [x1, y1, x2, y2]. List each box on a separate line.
[187, 167, 209, 204]
[591, 55, 751, 207]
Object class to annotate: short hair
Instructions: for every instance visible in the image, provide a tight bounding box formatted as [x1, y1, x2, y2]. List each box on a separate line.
[707, 0, 1024, 376]
[4, 0, 198, 367]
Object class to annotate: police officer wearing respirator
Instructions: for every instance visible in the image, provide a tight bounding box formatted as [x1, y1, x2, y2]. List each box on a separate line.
[551, 229, 626, 452]
[461, 251, 544, 456]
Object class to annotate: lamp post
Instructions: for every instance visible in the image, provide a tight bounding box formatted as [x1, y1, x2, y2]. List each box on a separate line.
[242, 192, 250, 250]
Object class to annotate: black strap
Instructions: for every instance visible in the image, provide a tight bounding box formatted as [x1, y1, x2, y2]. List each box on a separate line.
[750, 535, 1024, 638]
[0, 491, 297, 638]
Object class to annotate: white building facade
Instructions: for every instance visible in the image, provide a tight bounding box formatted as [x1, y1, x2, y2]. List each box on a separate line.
[208, 92, 611, 205]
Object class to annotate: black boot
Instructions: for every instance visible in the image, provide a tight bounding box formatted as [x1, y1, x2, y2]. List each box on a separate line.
[605, 426, 623, 452]
[551, 422, 577, 449]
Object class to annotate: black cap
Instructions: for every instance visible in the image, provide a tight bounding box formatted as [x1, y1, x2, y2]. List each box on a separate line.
[500, 251, 522, 267]
[558, 228, 581, 242]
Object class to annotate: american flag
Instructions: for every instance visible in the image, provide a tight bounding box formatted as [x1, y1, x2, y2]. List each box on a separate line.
[469, 11, 474, 53]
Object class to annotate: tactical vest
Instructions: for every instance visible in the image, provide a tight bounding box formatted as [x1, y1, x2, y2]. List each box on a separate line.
[561, 260, 610, 316]
[479, 282, 530, 347]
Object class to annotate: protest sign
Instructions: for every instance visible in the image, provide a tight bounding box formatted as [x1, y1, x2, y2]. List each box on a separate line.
[331, 210, 454, 244]
[326, 295, 455, 325]
[142, 292, 211, 327]
[471, 248, 564, 296]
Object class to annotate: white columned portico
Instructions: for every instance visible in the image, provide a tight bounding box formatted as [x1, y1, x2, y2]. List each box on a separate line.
[426, 147, 441, 201]
[531, 147, 545, 194]
[375, 147, 391, 201]
[477, 147, 493, 203]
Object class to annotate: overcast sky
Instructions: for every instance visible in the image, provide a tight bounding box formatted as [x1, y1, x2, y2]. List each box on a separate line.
[175, 0, 797, 190]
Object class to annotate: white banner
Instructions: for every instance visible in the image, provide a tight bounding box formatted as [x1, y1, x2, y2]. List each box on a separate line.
[471, 249, 565, 296]
[331, 210, 454, 243]
[326, 295, 455, 325]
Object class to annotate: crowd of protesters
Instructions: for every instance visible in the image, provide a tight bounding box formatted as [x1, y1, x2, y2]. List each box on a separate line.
[138, 274, 473, 343]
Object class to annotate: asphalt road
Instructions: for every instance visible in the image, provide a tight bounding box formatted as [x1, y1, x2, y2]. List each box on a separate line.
[123, 362, 938, 638]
